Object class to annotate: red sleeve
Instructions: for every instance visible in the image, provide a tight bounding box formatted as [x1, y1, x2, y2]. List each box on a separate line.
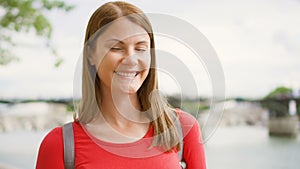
[179, 110, 206, 169]
[36, 127, 65, 169]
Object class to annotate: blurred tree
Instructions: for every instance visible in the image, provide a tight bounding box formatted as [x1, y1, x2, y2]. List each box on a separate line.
[261, 86, 293, 117]
[0, 0, 74, 67]
[167, 95, 181, 108]
[265, 86, 292, 99]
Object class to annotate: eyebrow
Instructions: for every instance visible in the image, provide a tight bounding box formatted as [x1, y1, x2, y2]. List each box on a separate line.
[136, 41, 149, 45]
[106, 39, 150, 45]
[106, 39, 124, 44]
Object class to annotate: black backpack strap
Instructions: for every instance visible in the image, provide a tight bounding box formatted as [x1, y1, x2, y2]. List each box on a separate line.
[62, 122, 75, 169]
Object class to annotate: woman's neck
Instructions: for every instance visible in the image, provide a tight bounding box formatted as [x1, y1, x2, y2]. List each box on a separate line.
[85, 85, 150, 142]
[99, 86, 149, 128]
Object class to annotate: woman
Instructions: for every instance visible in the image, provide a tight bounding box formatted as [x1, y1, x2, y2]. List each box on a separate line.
[36, 1, 206, 169]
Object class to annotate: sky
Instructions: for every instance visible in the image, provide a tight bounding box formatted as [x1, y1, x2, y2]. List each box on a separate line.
[0, 0, 300, 99]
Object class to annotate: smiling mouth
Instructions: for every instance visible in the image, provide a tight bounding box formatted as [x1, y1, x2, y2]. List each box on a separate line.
[114, 71, 140, 77]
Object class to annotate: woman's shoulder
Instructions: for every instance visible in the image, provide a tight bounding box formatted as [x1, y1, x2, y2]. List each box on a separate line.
[36, 126, 64, 168]
[175, 108, 201, 138]
[37, 122, 78, 158]
[39, 126, 63, 150]
[36, 123, 73, 168]
[40, 122, 80, 145]
[175, 108, 199, 126]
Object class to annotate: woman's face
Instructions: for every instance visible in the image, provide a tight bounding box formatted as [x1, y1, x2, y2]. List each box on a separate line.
[90, 18, 151, 94]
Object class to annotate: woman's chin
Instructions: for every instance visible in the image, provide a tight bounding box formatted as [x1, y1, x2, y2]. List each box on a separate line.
[111, 84, 140, 95]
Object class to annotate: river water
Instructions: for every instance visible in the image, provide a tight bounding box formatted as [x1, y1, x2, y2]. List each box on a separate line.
[205, 126, 300, 169]
[0, 126, 299, 169]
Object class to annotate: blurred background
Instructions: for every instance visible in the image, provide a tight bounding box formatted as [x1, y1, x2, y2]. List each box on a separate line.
[0, 0, 299, 169]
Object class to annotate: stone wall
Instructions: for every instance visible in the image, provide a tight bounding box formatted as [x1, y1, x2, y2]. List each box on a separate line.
[0, 102, 73, 132]
[269, 115, 299, 137]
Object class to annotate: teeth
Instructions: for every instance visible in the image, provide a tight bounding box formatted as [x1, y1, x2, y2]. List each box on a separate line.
[115, 71, 137, 77]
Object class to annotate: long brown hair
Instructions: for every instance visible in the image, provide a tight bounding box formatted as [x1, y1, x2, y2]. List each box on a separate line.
[76, 1, 180, 151]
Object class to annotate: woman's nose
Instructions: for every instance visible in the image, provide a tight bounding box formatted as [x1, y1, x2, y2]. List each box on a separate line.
[121, 49, 138, 66]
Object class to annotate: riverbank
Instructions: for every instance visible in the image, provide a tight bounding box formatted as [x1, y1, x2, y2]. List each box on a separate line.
[0, 102, 73, 132]
[0, 101, 269, 133]
[199, 101, 269, 127]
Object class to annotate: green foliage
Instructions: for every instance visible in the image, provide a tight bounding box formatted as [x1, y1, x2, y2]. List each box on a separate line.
[167, 95, 208, 117]
[260, 99, 289, 117]
[265, 86, 292, 99]
[181, 101, 209, 117]
[0, 0, 74, 66]
[261, 86, 294, 117]
[66, 102, 75, 112]
[167, 95, 181, 108]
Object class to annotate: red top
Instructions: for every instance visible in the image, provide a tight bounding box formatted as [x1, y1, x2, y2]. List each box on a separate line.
[36, 110, 206, 169]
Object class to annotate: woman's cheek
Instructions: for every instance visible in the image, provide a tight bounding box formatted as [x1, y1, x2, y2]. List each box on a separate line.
[140, 51, 151, 69]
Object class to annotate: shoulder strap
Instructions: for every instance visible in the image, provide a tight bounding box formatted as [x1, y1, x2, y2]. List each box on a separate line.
[175, 117, 186, 169]
[62, 122, 75, 169]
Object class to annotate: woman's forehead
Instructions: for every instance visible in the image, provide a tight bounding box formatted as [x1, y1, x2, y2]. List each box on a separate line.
[100, 18, 150, 42]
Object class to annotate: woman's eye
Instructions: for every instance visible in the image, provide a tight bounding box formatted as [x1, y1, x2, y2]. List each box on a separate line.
[136, 48, 147, 52]
[111, 47, 122, 51]
[111, 47, 121, 50]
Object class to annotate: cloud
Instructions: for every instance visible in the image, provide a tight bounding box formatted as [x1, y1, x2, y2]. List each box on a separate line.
[272, 31, 300, 56]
